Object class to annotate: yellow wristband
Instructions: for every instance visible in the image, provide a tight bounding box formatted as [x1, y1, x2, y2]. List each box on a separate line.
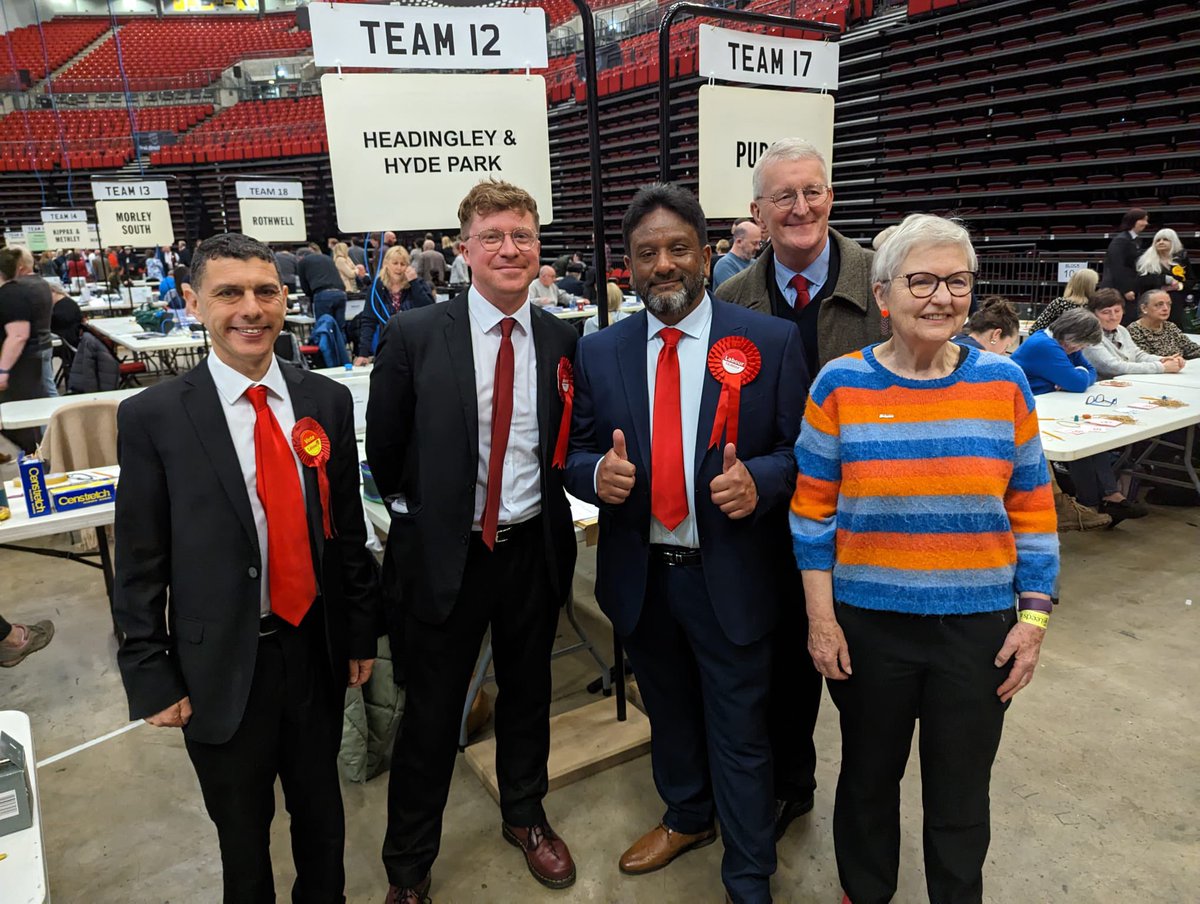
[1018, 610, 1049, 629]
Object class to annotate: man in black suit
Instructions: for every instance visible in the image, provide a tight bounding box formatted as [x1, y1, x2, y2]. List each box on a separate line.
[1098, 207, 1149, 324]
[114, 233, 379, 904]
[367, 180, 579, 904]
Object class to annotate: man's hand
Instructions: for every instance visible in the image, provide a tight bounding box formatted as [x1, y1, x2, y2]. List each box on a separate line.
[597, 428, 636, 504]
[995, 622, 1046, 702]
[808, 617, 852, 680]
[1124, 291, 1135, 302]
[146, 696, 192, 728]
[708, 444, 757, 519]
[348, 659, 375, 688]
[0, 373, 8, 392]
[353, 356, 371, 367]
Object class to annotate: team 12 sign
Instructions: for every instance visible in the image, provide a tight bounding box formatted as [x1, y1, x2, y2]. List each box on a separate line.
[309, 4, 547, 70]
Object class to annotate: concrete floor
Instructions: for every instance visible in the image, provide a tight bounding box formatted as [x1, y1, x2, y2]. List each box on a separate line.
[1, 469, 1198, 903]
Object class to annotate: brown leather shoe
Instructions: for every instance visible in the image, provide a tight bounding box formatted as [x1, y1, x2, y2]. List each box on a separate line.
[618, 822, 717, 875]
[384, 873, 431, 904]
[502, 822, 576, 889]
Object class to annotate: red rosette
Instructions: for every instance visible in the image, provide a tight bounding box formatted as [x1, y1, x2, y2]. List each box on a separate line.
[706, 336, 762, 449]
[292, 417, 336, 539]
[552, 357, 574, 469]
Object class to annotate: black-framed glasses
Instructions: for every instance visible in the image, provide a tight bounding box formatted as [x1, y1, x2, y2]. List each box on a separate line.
[756, 186, 831, 211]
[467, 229, 539, 252]
[888, 271, 977, 298]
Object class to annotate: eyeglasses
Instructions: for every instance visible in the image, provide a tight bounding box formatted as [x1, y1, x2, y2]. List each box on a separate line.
[756, 186, 831, 211]
[886, 271, 977, 298]
[1085, 393, 1117, 407]
[467, 229, 539, 252]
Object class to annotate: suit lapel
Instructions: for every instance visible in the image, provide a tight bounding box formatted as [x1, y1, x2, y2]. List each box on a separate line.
[182, 362, 258, 552]
[617, 313, 652, 471]
[696, 300, 745, 475]
[529, 307, 556, 464]
[283, 365, 326, 564]
[443, 295, 480, 459]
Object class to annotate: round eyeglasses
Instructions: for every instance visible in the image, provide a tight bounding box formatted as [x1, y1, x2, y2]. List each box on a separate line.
[887, 271, 976, 298]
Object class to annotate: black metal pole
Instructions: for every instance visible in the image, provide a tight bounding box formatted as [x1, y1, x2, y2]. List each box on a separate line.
[657, 3, 840, 184]
[572, 1, 611, 331]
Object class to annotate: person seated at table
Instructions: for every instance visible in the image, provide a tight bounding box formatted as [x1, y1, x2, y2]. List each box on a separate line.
[353, 245, 434, 366]
[1128, 290, 1200, 360]
[558, 261, 588, 298]
[583, 281, 631, 336]
[1031, 267, 1099, 333]
[1012, 307, 1147, 523]
[953, 295, 1020, 353]
[1084, 288, 1184, 378]
[47, 280, 84, 349]
[527, 265, 576, 308]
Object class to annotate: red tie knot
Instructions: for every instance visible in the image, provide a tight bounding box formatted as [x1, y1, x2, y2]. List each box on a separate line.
[659, 326, 683, 348]
[500, 317, 517, 338]
[789, 274, 810, 294]
[246, 384, 269, 411]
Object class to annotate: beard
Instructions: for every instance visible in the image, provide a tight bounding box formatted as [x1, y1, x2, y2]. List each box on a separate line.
[637, 269, 706, 318]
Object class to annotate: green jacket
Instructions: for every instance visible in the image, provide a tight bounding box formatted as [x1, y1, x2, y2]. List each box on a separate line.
[715, 228, 882, 372]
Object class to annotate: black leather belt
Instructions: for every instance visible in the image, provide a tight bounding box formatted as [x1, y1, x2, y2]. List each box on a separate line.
[259, 612, 284, 637]
[480, 514, 542, 546]
[649, 545, 702, 566]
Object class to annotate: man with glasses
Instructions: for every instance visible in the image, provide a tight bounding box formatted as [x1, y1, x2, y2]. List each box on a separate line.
[368, 180, 580, 904]
[715, 137, 881, 843]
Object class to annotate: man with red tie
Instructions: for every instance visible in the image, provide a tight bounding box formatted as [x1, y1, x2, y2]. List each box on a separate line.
[715, 137, 880, 841]
[565, 184, 807, 903]
[114, 233, 380, 903]
[366, 181, 580, 904]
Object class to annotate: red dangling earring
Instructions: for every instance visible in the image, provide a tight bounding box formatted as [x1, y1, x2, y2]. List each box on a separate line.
[880, 307, 889, 318]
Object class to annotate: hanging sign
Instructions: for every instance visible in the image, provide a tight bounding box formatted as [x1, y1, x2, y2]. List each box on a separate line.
[236, 180, 306, 243]
[322, 73, 553, 232]
[3, 230, 24, 246]
[91, 180, 169, 201]
[698, 85, 834, 220]
[1057, 262, 1089, 283]
[20, 225, 47, 252]
[41, 210, 90, 248]
[309, 3, 547, 70]
[698, 26, 839, 91]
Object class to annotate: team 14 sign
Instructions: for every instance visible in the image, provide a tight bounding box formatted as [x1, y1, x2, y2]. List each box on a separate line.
[309, 4, 547, 70]
[698, 26, 839, 91]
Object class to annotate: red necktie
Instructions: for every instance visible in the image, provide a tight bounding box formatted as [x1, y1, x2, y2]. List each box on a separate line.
[247, 385, 316, 626]
[789, 274, 812, 311]
[481, 317, 517, 549]
[651, 327, 688, 531]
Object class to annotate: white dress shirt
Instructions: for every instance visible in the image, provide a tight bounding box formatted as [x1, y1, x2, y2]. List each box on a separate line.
[468, 287, 541, 527]
[646, 295, 712, 549]
[208, 353, 307, 616]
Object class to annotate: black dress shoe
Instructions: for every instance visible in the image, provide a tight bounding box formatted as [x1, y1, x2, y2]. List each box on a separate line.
[774, 795, 814, 841]
[1100, 498, 1149, 525]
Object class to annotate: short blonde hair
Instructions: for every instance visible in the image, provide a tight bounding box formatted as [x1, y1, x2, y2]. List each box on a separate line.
[457, 180, 539, 235]
[606, 280, 623, 312]
[1062, 267, 1098, 302]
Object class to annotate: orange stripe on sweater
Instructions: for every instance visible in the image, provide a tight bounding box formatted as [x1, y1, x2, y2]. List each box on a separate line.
[836, 537, 1017, 570]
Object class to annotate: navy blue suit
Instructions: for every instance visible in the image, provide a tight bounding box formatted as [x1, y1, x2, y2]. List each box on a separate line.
[564, 299, 807, 903]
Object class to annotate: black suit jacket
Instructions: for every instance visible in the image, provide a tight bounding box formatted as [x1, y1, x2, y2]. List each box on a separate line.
[365, 293, 579, 625]
[1099, 232, 1141, 297]
[114, 361, 379, 746]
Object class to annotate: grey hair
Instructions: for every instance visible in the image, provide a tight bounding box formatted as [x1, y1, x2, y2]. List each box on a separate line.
[750, 138, 829, 199]
[870, 214, 977, 285]
[1135, 228, 1184, 275]
[871, 224, 898, 251]
[1048, 306, 1102, 347]
[1137, 288, 1171, 311]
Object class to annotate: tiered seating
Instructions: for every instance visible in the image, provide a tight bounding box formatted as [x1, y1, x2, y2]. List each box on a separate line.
[154, 96, 326, 164]
[0, 18, 108, 82]
[52, 15, 309, 93]
[0, 105, 211, 171]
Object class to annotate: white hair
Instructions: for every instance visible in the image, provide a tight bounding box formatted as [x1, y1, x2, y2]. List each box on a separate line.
[870, 214, 977, 285]
[751, 138, 830, 199]
[1136, 228, 1184, 275]
[871, 224, 899, 251]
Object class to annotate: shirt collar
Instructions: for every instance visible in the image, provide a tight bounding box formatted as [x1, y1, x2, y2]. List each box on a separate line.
[468, 285, 531, 336]
[773, 236, 831, 294]
[646, 292, 712, 342]
[208, 350, 287, 407]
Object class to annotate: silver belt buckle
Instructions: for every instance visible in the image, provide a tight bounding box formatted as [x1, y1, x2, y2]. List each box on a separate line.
[494, 525, 514, 544]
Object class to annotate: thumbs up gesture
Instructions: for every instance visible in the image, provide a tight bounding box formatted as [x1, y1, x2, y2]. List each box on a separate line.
[709, 443, 757, 519]
[597, 428, 637, 504]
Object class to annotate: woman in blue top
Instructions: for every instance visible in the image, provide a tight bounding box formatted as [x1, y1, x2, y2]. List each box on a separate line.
[353, 245, 435, 365]
[1011, 307, 1148, 523]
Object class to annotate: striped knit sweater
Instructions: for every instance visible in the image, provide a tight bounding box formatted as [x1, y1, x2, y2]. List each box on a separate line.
[790, 345, 1059, 615]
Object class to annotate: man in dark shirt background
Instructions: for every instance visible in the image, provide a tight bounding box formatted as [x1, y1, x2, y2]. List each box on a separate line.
[0, 247, 49, 457]
[297, 244, 348, 333]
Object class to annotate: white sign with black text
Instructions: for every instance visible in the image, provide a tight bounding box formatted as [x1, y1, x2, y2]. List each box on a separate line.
[322, 73, 553, 232]
[698, 85, 834, 220]
[40, 209, 87, 223]
[699, 26, 839, 91]
[91, 180, 169, 201]
[1057, 262, 1089, 283]
[309, 3, 547, 70]
[96, 199, 175, 246]
[239, 199, 307, 243]
[235, 180, 304, 200]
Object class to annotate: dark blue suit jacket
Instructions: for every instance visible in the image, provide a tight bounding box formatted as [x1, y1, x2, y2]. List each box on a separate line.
[564, 298, 808, 646]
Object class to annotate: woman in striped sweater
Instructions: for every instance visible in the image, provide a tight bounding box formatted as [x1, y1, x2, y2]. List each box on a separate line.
[790, 214, 1059, 904]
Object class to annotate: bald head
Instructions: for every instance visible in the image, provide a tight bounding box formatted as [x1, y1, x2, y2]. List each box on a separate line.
[538, 265, 557, 286]
[423, 239, 435, 251]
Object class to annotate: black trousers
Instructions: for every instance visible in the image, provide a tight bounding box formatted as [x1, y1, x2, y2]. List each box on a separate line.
[827, 604, 1015, 904]
[0, 355, 46, 454]
[185, 616, 345, 904]
[1066, 452, 1119, 507]
[382, 521, 559, 888]
[767, 582, 823, 803]
[622, 559, 775, 904]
